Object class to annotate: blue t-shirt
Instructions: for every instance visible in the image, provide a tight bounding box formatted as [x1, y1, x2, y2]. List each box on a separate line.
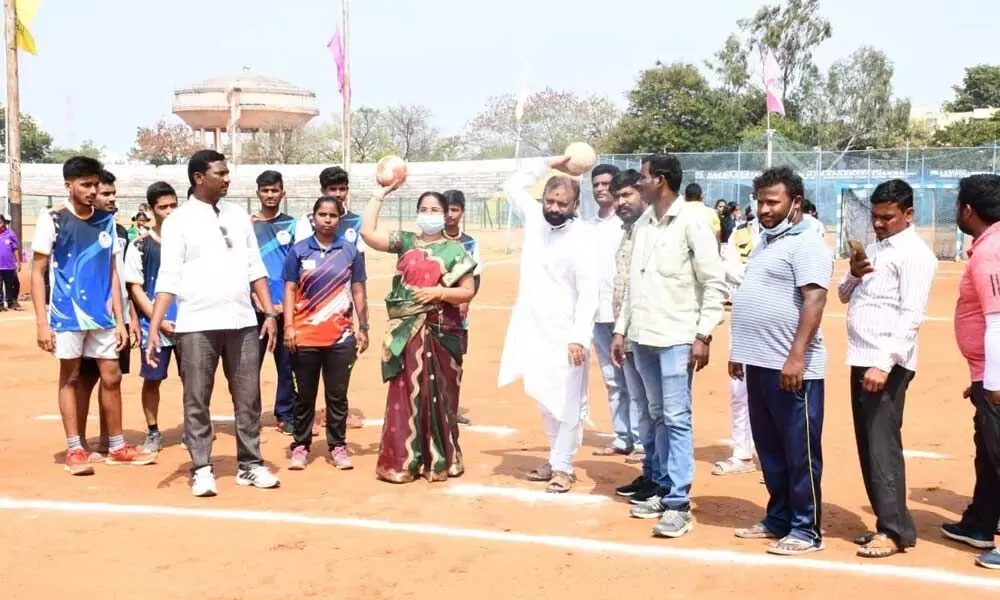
[252, 212, 297, 307]
[32, 204, 118, 332]
[124, 234, 178, 348]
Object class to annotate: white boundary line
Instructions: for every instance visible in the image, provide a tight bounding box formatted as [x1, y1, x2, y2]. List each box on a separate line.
[715, 439, 950, 460]
[444, 483, 609, 505]
[1, 496, 999, 590]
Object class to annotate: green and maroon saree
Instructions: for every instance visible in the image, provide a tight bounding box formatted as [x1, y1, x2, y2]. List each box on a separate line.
[375, 231, 477, 483]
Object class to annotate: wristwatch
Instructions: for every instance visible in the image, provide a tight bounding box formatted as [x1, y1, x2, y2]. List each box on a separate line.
[264, 311, 280, 319]
[358, 323, 370, 332]
[695, 334, 712, 344]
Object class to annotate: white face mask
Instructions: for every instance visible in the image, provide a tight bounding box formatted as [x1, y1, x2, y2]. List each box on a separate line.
[416, 213, 446, 235]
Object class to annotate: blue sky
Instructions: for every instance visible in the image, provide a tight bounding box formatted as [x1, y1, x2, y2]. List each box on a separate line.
[4, 0, 997, 156]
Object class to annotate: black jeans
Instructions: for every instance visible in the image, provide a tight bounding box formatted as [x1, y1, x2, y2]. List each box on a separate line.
[290, 339, 357, 452]
[850, 365, 916, 548]
[960, 382, 1000, 535]
[0, 269, 17, 306]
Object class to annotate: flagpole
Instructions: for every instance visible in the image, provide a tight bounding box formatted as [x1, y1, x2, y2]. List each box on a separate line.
[503, 121, 521, 255]
[766, 111, 773, 169]
[4, 0, 22, 242]
[341, 0, 351, 175]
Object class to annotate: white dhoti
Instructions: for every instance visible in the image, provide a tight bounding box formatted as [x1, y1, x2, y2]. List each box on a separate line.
[729, 372, 754, 461]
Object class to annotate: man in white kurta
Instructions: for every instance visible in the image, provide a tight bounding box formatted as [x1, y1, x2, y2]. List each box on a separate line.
[498, 156, 599, 493]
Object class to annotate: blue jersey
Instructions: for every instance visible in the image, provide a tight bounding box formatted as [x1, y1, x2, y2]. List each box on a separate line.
[455, 232, 482, 292]
[33, 204, 118, 332]
[252, 212, 297, 307]
[295, 210, 365, 250]
[124, 235, 178, 348]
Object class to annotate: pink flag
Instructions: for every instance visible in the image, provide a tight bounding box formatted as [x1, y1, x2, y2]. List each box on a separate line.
[763, 48, 785, 117]
[327, 28, 345, 95]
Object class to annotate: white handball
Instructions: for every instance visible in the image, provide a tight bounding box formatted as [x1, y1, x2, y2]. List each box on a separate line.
[564, 142, 597, 176]
[375, 155, 408, 187]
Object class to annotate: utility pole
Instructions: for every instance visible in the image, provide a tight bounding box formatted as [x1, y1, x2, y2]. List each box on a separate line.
[341, 0, 351, 174]
[4, 0, 22, 242]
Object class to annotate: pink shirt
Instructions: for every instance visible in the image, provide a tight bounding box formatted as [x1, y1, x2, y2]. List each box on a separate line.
[955, 222, 1000, 380]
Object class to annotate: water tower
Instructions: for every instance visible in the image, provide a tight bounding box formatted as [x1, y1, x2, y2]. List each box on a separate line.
[172, 71, 320, 163]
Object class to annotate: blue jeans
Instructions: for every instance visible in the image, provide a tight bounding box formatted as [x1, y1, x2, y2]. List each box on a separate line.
[633, 343, 694, 511]
[592, 322, 641, 451]
[623, 351, 656, 481]
[257, 313, 297, 422]
[745, 366, 824, 544]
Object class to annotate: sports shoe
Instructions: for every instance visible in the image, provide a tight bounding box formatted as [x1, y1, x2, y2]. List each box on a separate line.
[457, 413, 471, 425]
[330, 446, 354, 470]
[236, 465, 280, 489]
[942, 522, 996, 549]
[615, 475, 651, 497]
[277, 420, 293, 435]
[630, 496, 666, 519]
[191, 466, 217, 497]
[64, 448, 95, 476]
[142, 430, 163, 454]
[630, 485, 661, 505]
[977, 548, 1000, 569]
[652, 509, 694, 538]
[106, 445, 157, 465]
[288, 446, 308, 471]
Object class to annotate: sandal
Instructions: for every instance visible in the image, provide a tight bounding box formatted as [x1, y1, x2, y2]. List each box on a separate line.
[625, 450, 645, 464]
[592, 446, 627, 457]
[734, 522, 780, 539]
[527, 463, 553, 482]
[854, 532, 876, 546]
[546, 471, 575, 493]
[767, 536, 824, 556]
[857, 533, 901, 558]
[712, 457, 757, 476]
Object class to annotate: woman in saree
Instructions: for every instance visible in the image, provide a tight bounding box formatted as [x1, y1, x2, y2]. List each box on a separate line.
[360, 186, 478, 483]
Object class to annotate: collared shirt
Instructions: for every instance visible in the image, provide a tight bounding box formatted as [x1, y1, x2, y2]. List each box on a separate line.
[157, 197, 268, 333]
[614, 200, 727, 347]
[838, 226, 937, 372]
[687, 201, 721, 235]
[294, 210, 367, 252]
[0, 227, 19, 270]
[124, 232, 178, 348]
[956, 221, 1000, 381]
[283, 235, 366, 347]
[251, 212, 297, 307]
[730, 221, 833, 379]
[447, 230, 483, 330]
[590, 212, 624, 324]
[113, 223, 131, 325]
[32, 202, 120, 332]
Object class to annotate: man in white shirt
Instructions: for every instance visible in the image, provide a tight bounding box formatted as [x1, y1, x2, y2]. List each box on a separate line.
[838, 179, 936, 558]
[802, 199, 828, 246]
[146, 150, 281, 497]
[590, 163, 643, 460]
[498, 155, 599, 494]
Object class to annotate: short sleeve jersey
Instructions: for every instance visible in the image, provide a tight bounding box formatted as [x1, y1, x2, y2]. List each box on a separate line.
[955, 222, 1000, 380]
[251, 212, 297, 307]
[32, 203, 119, 332]
[294, 210, 367, 254]
[124, 234, 178, 348]
[282, 236, 367, 347]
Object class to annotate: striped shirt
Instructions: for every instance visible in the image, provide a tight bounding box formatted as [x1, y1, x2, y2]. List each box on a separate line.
[838, 226, 937, 372]
[730, 220, 833, 379]
[591, 212, 624, 324]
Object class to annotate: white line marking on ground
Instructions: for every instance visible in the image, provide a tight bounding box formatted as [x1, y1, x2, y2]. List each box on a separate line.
[445, 483, 609, 505]
[903, 449, 951, 460]
[362, 418, 384, 427]
[34, 414, 94, 421]
[1, 497, 998, 590]
[362, 418, 517, 437]
[210, 415, 235, 423]
[592, 432, 615, 440]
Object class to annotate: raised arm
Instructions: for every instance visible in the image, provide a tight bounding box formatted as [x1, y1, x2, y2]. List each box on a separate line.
[360, 184, 401, 253]
[502, 156, 574, 226]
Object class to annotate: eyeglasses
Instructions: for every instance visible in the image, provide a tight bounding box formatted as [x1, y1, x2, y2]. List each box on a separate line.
[219, 225, 232, 249]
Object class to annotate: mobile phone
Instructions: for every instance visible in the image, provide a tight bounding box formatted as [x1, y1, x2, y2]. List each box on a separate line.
[847, 239, 867, 260]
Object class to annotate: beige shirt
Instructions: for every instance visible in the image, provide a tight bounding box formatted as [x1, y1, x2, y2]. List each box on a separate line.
[614, 199, 727, 347]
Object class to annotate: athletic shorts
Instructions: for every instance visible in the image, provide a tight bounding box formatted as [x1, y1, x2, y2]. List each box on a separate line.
[80, 347, 131, 377]
[54, 329, 119, 361]
[139, 346, 176, 381]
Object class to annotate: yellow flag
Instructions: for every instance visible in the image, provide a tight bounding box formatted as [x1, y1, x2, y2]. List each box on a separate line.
[15, 0, 39, 55]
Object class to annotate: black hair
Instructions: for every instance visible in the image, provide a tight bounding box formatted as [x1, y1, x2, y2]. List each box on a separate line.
[870, 179, 914, 210]
[187, 149, 225, 186]
[417, 191, 447, 211]
[146, 181, 177, 206]
[642, 154, 683, 194]
[591, 164, 620, 180]
[958, 174, 1000, 225]
[256, 169, 284, 189]
[135, 212, 149, 221]
[442, 189, 466, 210]
[313, 195, 346, 217]
[801, 198, 817, 215]
[684, 183, 702, 200]
[609, 169, 641, 193]
[62, 156, 104, 181]
[319, 166, 349, 189]
[752, 166, 805, 201]
[98, 169, 116, 186]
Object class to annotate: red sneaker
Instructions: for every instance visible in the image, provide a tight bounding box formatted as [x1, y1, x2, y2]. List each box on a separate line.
[65, 448, 95, 476]
[105, 445, 157, 466]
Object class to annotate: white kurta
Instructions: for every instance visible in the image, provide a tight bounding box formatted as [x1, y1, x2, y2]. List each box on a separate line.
[497, 161, 600, 424]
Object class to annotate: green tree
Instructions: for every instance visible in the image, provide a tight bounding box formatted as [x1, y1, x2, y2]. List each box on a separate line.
[0, 106, 54, 162]
[47, 139, 102, 163]
[945, 65, 1000, 112]
[933, 116, 1000, 147]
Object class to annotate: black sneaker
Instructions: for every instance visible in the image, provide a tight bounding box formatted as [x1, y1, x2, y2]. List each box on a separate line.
[615, 476, 649, 497]
[630, 484, 663, 505]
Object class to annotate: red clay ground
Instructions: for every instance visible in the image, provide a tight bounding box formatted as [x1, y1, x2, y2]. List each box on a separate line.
[1, 229, 998, 599]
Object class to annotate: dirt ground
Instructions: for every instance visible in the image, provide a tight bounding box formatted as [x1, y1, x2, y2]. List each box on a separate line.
[2, 229, 999, 599]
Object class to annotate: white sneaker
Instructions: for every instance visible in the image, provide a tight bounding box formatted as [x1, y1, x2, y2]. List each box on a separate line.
[191, 466, 217, 497]
[236, 465, 280, 489]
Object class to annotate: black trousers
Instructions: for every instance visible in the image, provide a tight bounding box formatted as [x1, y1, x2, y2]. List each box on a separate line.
[850, 365, 917, 547]
[0, 269, 17, 306]
[960, 382, 1000, 535]
[290, 339, 357, 452]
